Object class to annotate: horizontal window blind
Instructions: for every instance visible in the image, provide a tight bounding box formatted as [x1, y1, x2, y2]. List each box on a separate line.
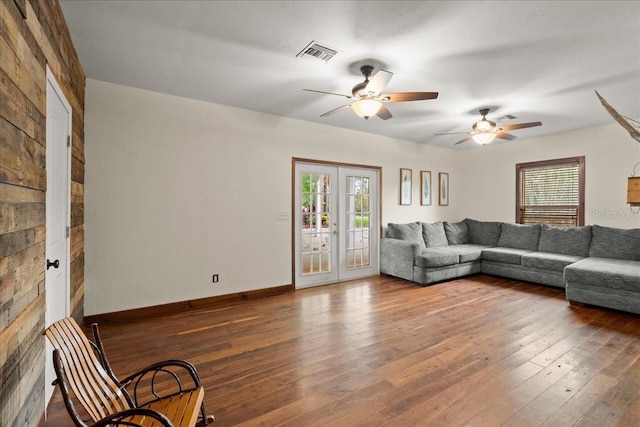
[517, 157, 584, 226]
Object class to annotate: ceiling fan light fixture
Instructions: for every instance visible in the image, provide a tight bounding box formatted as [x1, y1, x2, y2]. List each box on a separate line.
[473, 119, 494, 132]
[472, 131, 497, 145]
[444, 108, 541, 147]
[352, 98, 382, 120]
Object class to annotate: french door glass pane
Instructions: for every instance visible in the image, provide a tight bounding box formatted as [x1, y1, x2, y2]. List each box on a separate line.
[300, 173, 332, 275]
[346, 175, 371, 269]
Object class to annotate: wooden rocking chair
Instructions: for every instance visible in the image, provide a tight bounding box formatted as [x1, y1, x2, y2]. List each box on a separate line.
[44, 317, 215, 426]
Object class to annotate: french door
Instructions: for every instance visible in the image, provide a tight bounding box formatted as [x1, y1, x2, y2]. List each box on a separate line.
[294, 161, 379, 288]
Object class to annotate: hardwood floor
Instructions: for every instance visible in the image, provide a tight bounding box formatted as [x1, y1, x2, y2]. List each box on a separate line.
[46, 274, 640, 426]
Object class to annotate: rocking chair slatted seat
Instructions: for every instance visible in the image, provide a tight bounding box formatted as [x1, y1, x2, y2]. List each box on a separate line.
[44, 317, 214, 427]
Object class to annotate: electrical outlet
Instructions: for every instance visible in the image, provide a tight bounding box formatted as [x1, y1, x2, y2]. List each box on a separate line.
[212, 274, 219, 283]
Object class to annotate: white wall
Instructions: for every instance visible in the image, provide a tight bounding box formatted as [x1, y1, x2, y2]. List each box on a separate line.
[85, 80, 459, 315]
[457, 122, 640, 228]
[86, 80, 640, 315]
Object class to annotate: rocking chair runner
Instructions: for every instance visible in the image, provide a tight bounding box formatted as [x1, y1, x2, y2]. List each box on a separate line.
[44, 317, 215, 426]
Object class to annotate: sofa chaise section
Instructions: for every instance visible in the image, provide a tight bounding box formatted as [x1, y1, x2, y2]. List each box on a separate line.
[565, 225, 640, 314]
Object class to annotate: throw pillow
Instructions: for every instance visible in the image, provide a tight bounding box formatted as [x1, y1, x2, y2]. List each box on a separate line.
[465, 218, 502, 246]
[444, 220, 470, 245]
[538, 224, 592, 256]
[421, 221, 449, 247]
[386, 222, 427, 251]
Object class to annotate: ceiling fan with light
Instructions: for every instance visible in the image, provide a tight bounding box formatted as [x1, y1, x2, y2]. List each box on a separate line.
[437, 108, 542, 145]
[303, 65, 439, 120]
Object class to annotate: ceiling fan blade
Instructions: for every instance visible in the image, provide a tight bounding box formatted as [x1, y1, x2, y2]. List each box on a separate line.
[376, 104, 393, 120]
[365, 70, 393, 96]
[303, 89, 352, 99]
[382, 92, 439, 102]
[497, 121, 542, 131]
[454, 135, 474, 145]
[320, 104, 351, 117]
[495, 132, 517, 140]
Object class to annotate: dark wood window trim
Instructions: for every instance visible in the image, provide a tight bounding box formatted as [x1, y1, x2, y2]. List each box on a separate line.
[516, 156, 585, 226]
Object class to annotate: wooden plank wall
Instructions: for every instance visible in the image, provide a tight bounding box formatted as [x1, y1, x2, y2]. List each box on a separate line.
[0, 0, 85, 426]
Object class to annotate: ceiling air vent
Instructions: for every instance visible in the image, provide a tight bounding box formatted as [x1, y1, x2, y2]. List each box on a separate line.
[297, 41, 338, 62]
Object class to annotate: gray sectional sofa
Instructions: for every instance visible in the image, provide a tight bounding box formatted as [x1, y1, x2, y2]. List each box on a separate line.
[380, 219, 640, 315]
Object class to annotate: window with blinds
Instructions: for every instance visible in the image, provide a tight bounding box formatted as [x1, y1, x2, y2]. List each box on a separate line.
[516, 157, 585, 226]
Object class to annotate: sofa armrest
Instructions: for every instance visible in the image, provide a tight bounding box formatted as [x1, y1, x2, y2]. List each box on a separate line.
[380, 238, 420, 281]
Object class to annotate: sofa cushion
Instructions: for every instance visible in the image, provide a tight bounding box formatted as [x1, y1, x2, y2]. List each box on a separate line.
[386, 222, 426, 251]
[497, 223, 541, 251]
[440, 244, 489, 263]
[444, 220, 470, 245]
[466, 219, 502, 246]
[564, 257, 640, 292]
[481, 247, 533, 265]
[538, 224, 592, 257]
[421, 221, 449, 248]
[589, 225, 640, 261]
[521, 252, 584, 272]
[415, 248, 459, 268]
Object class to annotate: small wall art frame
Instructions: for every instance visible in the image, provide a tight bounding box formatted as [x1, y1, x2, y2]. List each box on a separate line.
[439, 172, 449, 206]
[400, 168, 412, 205]
[420, 171, 432, 206]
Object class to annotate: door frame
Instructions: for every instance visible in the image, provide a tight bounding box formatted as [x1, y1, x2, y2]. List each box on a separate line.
[291, 158, 382, 288]
[44, 66, 72, 406]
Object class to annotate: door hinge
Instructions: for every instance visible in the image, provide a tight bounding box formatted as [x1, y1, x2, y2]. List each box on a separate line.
[66, 226, 70, 238]
[67, 135, 71, 147]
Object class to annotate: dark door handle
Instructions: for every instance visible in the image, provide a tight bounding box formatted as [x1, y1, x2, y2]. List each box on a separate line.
[47, 259, 60, 270]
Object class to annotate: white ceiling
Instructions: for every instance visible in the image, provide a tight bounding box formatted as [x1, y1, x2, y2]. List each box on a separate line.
[59, 0, 640, 150]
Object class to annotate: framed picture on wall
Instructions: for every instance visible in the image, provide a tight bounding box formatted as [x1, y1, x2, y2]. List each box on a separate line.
[400, 168, 412, 205]
[439, 172, 449, 206]
[420, 171, 431, 206]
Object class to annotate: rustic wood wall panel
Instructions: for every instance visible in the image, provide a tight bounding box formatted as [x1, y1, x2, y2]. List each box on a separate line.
[0, 1, 85, 426]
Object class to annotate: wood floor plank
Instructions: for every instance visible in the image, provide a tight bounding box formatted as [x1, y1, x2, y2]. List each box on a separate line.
[615, 388, 640, 426]
[497, 313, 625, 426]
[45, 274, 640, 427]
